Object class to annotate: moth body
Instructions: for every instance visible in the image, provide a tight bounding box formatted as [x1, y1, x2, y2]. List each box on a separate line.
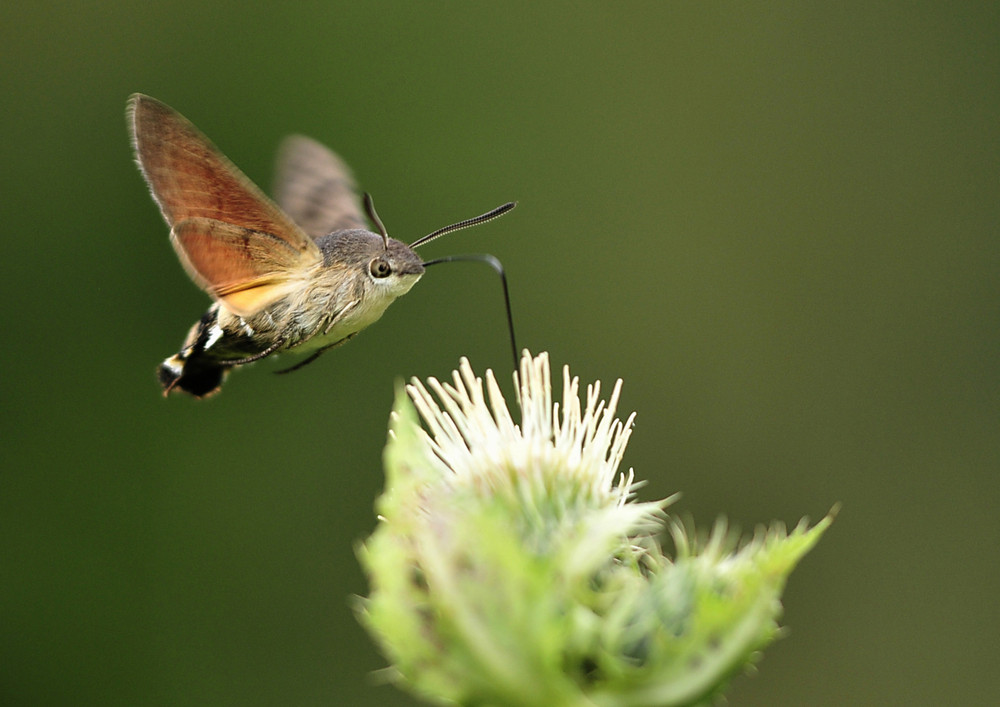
[129, 93, 512, 397]
[159, 229, 425, 396]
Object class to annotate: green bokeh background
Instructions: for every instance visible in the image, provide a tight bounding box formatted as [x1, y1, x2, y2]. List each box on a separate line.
[3, 3, 997, 705]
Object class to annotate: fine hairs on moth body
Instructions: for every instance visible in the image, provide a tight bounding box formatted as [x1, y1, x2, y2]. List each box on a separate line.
[128, 94, 517, 397]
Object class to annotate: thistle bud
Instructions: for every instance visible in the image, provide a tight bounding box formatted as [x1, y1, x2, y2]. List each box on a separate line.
[358, 352, 833, 706]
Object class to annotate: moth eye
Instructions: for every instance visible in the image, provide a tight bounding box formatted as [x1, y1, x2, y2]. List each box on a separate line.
[370, 258, 392, 279]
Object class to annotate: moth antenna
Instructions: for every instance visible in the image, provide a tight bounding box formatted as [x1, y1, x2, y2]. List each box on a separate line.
[422, 253, 518, 370]
[410, 201, 516, 249]
[363, 193, 389, 251]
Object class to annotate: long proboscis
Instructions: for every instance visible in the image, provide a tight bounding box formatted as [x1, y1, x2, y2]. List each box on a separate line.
[422, 253, 518, 371]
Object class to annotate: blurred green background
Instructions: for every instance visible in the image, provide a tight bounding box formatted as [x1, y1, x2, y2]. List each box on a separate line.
[2, 2, 997, 705]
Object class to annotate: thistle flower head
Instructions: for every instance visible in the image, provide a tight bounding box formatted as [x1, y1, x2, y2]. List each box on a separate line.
[358, 352, 832, 707]
[402, 353, 664, 563]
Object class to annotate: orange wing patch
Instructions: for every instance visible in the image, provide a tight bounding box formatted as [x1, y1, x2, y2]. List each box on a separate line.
[171, 218, 318, 317]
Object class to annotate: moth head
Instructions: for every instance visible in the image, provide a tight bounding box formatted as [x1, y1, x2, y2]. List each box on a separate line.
[317, 229, 424, 299]
[357, 193, 427, 297]
[366, 236, 425, 297]
[319, 193, 517, 310]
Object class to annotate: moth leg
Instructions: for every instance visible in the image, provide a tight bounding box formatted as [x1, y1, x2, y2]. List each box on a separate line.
[323, 301, 358, 335]
[218, 338, 285, 366]
[273, 334, 356, 375]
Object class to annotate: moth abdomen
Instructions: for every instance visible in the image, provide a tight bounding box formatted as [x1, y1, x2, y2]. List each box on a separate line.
[158, 353, 229, 398]
[158, 305, 256, 397]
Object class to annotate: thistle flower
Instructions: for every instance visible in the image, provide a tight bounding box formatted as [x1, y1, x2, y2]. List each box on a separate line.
[358, 352, 833, 707]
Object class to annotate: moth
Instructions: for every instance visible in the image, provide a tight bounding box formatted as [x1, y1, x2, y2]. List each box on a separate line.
[128, 94, 515, 397]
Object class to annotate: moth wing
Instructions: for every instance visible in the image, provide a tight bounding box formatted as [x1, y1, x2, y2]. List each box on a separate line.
[128, 93, 321, 263]
[171, 217, 317, 317]
[274, 135, 367, 239]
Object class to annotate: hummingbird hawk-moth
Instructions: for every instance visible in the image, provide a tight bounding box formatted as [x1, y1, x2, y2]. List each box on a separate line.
[128, 94, 516, 397]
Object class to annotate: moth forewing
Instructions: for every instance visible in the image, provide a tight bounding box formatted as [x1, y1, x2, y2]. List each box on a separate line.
[128, 93, 320, 259]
